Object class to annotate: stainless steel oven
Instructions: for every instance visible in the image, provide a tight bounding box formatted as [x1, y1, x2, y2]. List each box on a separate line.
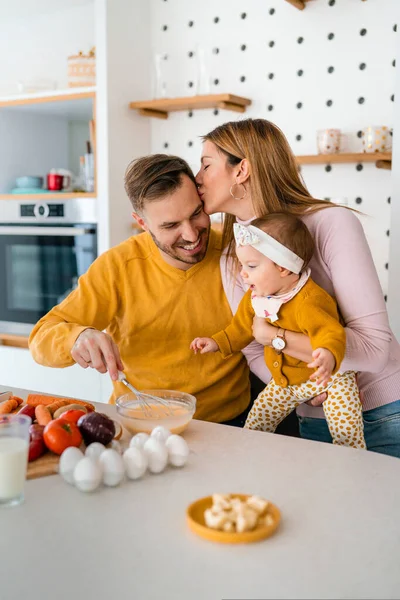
[0, 199, 97, 335]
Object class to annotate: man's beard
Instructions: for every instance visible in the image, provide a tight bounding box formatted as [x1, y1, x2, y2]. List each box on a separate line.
[149, 227, 210, 266]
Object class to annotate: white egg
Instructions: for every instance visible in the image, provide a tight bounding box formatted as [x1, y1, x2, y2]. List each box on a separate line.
[123, 447, 148, 480]
[85, 442, 106, 462]
[150, 426, 171, 443]
[165, 434, 189, 467]
[110, 439, 122, 454]
[129, 432, 150, 449]
[98, 449, 125, 487]
[59, 447, 84, 484]
[73, 457, 102, 492]
[143, 438, 168, 474]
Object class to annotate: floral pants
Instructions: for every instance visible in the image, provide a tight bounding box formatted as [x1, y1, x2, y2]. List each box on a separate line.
[245, 371, 366, 449]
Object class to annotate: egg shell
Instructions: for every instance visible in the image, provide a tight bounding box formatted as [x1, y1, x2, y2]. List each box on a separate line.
[73, 457, 102, 492]
[110, 439, 122, 454]
[59, 447, 84, 484]
[150, 426, 171, 443]
[123, 447, 148, 480]
[85, 442, 106, 462]
[165, 434, 189, 467]
[143, 438, 168, 474]
[129, 432, 150, 449]
[99, 448, 125, 487]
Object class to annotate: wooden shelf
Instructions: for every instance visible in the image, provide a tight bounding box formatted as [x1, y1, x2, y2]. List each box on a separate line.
[129, 94, 252, 119]
[0, 193, 97, 200]
[0, 334, 29, 349]
[0, 87, 96, 119]
[296, 152, 392, 170]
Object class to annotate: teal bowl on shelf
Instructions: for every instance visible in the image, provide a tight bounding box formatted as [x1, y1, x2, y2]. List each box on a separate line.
[15, 176, 44, 189]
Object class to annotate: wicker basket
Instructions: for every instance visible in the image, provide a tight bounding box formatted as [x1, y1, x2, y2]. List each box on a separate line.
[67, 47, 96, 88]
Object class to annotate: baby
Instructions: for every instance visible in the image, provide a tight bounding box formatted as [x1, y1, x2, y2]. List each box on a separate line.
[191, 213, 366, 449]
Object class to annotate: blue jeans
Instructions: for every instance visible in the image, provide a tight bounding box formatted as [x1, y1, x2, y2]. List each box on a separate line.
[299, 400, 400, 458]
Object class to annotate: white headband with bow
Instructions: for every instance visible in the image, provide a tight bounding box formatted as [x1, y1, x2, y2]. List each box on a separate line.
[233, 222, 304, 274]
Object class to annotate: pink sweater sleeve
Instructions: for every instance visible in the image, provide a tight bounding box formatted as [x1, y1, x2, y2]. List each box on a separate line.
[313, 208, 391, 373]
[220, 253, 271, 384]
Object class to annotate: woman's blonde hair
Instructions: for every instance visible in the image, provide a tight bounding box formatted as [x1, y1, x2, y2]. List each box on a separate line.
[202, 118, 335, 263]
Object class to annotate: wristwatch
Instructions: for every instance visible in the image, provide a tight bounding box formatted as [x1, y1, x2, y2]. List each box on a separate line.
[271, 328, 286, 355]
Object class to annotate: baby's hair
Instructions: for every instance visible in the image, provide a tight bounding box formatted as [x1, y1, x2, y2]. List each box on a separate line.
[251, 213, 314, 271]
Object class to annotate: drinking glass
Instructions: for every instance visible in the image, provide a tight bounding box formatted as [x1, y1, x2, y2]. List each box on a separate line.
[0, 414, 30, 507]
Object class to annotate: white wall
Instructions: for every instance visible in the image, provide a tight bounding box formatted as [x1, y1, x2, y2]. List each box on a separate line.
[0, 3, 95, 94]
[149, 0, 397, 307]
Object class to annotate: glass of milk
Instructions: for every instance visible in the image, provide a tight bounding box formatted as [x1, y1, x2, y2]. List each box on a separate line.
[0, 415, 30, 507]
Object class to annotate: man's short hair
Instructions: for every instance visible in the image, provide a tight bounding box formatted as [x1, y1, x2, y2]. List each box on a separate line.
[124, 154, 197, 213]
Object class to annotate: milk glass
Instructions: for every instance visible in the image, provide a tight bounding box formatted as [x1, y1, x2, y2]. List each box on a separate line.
[0, 415, 30, 507]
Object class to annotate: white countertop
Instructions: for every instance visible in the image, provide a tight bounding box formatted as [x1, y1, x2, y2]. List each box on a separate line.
[1, 385, 400, 600]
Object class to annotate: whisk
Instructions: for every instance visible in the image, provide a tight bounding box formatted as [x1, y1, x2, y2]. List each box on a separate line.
[117, 371, 172, 417]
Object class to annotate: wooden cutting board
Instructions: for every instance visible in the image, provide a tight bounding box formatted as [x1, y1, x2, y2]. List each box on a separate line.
[27, 452, 59, 480]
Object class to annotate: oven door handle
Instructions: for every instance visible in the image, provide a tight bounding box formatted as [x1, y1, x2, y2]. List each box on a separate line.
[0, 226, 95, 236]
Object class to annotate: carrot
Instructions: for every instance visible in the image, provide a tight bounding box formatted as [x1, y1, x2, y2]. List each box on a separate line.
[27, 394, 94, 412]
[35, 405, 52, 426]
[0, 398, 19, 415]
[47, 399, 72, 416]
[11, 395, 24, 406]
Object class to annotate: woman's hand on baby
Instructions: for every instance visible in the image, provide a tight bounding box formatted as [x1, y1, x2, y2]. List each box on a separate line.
[190, 337, 219, 354]
[252, 316, 275, 346]
[308, 348, 335, 387]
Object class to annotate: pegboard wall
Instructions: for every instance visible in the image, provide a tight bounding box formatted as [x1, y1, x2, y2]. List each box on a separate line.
[150, 0, 397, 298]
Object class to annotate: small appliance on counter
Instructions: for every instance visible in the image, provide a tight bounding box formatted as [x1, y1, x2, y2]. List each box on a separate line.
[0, 198, 97, 335]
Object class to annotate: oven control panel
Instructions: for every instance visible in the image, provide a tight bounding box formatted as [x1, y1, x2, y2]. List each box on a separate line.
[20, 203, 64, 218]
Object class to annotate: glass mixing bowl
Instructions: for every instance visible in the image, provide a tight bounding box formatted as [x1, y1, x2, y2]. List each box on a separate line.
[116, 390, 196, 435]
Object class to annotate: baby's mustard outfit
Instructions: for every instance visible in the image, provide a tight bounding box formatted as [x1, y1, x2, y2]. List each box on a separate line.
[212, 278, 366, 449]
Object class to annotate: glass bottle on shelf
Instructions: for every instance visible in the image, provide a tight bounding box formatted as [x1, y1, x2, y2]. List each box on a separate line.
[195, 45, 211, 95]
[152, 53, 168, 99]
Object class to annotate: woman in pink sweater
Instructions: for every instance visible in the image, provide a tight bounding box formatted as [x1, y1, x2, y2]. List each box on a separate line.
[195, 118, 400, 458]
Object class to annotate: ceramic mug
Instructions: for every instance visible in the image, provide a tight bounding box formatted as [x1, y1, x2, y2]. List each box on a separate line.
[362, 126, 392, 153]
[47, 173, 63, 191]
[316, 129, 341, 155]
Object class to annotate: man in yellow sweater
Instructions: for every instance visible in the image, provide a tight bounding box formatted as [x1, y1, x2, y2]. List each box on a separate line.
[29, 155, 250, 423]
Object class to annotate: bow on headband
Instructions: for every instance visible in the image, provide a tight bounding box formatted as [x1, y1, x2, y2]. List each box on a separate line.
[233, 222, 304, 274]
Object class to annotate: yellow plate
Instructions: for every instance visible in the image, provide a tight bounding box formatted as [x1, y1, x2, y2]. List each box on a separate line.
[186, 494, 281, 544]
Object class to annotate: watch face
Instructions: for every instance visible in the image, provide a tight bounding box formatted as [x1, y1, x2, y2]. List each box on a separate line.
[272, 337, 285, 351]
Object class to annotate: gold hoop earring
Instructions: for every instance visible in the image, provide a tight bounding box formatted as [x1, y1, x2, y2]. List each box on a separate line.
[229, 183, 247, 200]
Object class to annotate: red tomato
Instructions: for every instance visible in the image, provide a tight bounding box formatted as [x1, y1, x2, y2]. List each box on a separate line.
[58, 409, 86, 424]
[43, 419, 82, 455]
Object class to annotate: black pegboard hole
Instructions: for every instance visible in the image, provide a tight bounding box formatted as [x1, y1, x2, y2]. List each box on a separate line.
[388, 197, 391, 204]
[241, 44, 246, 51]
[325, 165, 332, 172]
[385, 263, 389, 270]
[240, 76, 246, 82]
[267, 104, 274, 111]
[328, 66, 334, 74]
[188, 81, 194, 88]
[360, 28, 367, 36]
[188, 20, 194, 27]
[297, 69, 304, 76]
[213, 109, 219, 116]
[355, 197, 362, 204]
[296, 102, 303, 109]
[387, 230, 390, 237]
[356, 164, 363, 171]
[164, 142, 169, 149]
[359, 63, 366, 70]
[328, 33, 334, 40]
[328, 0, 335, 5]
[326, 99, 333, 107]
[358, 97, 365, 104]
[162, 25, 168, 31]
[214, 16, 219, 23]
[213, 48, 219, 54]
[188, 141, 193, 147]
[269, 8, 275, 15]
[296, 134, 302, 141]
[214, 78, 219, 85]
[241, 12, 247, 19]
[269, 41, 275, 48]
[357, 130, 363, 138]
[188, 111, 193, 118]
[297, 36, 304, 44]
[268, 73, 274, 80]
[188, 51, 194, 58]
